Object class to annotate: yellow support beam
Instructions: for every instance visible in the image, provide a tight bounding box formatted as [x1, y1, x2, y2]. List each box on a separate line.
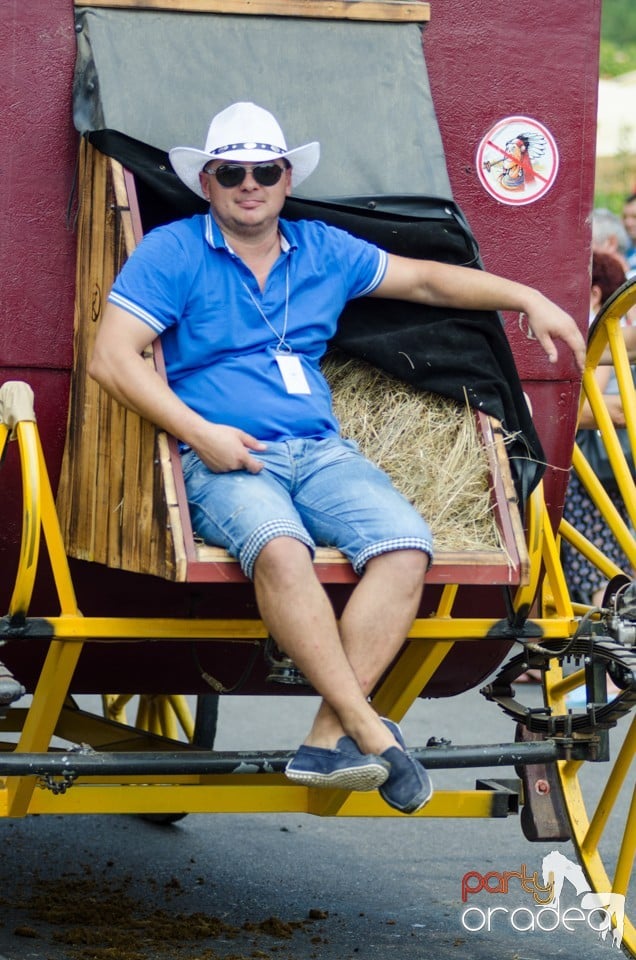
[20, 614, 575, 641]
[6, 639, 85, 817]
[0, 782, 509, 819]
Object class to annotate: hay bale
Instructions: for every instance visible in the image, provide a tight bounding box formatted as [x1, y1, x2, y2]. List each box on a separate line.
[322, 352, 502, 552]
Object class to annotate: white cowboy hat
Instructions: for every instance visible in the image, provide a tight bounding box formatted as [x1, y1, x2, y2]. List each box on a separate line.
[169, 102, 320, 199]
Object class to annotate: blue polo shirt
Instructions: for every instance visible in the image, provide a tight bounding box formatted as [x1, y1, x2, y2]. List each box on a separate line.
[108, 213, 388, 441]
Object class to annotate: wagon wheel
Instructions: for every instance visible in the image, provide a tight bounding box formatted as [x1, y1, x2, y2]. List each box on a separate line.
[547, 278, 636, 956]
[484, 278, 636, 957]
[483, 625, 636, 956]
[538, 619, 635, 957]
[548, 668, 635, 958]
[103, 693, 219, 824]
[554, 278, 636, 957]
[558, 276, 636, 618]
[546, 279, 636, 956]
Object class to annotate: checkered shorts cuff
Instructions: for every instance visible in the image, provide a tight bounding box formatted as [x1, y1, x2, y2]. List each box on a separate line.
[240, 520, 316, 580]
[352, 538, 434, 576]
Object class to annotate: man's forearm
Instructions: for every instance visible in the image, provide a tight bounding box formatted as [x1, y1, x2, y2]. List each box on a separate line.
[376, 255, 586, 370]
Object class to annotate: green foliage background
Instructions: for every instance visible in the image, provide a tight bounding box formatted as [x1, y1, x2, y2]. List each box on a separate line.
[600, 0, 636, 76]
[596, 1, 636, 210]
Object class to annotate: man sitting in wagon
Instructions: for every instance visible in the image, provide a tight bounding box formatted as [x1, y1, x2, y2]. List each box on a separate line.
[90, 102, 585, 815]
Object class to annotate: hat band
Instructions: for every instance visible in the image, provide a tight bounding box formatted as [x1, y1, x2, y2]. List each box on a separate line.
[209, 141, 286, 157]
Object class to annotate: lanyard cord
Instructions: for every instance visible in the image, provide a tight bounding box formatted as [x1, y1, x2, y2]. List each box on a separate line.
[240, 257, 291, 353]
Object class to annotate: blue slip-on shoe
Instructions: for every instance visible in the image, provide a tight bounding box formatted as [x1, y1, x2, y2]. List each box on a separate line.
[345, 716, 433, 813]
[285, 738, 390, 791]
[379, 721, 434, 814]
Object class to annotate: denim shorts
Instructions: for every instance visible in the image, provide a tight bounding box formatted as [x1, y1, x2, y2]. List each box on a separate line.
[182, 437, 433, 580]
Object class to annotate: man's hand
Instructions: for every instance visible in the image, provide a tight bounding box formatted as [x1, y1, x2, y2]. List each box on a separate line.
[192, 423, 267, 473]
[523, 292, 587, 372]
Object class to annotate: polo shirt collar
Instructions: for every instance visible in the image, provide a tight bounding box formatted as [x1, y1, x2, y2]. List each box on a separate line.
[204, 212, 296, 253]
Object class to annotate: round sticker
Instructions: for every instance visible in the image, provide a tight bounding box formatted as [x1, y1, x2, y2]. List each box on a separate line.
[476, 116, 559, 206]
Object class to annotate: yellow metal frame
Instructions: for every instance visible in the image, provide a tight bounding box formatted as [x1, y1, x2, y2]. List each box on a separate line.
[0, 380, 576, 822]
[2, 376, 635, 955]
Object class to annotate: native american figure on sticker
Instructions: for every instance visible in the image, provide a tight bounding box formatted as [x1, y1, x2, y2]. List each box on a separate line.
[484, 131, 547, 192]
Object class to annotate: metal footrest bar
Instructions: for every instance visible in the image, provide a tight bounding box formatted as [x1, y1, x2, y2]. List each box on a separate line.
[0, 739, 568, 779]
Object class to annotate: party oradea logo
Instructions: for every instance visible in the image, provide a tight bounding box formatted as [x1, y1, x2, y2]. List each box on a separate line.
[461, 850, 624, 948]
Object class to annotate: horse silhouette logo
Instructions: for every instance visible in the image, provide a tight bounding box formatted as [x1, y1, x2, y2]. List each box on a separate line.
[541, 850, 624, 948]
[580, 892, 626, 950]
[541, 849, 591, 903]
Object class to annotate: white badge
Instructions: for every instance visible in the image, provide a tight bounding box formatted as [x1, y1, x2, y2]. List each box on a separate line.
[275, 353, 312, 395]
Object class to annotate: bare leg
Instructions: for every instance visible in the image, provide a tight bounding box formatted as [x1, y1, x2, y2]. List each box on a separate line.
[304, 549, 427, 754]
[253, 538, 427, 756]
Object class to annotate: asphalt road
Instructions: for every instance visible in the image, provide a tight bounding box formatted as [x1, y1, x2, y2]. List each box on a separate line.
[0, 683, 633, 960]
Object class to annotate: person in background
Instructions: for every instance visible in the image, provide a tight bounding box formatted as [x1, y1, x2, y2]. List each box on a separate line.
[622, 192, 636, 276]
[592, 207, 632, 275]
[592, 206, 636, 332]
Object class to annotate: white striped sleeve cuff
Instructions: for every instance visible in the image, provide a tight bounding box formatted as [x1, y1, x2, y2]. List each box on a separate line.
[107, 291, 166, 335]
[356, 249, 389, 298]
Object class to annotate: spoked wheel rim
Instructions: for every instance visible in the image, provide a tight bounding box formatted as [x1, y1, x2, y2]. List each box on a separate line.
[552, 277, 636, 956]
[559, 276, 636, 612]
[545, 663, 636, 957]
[486, 650, 636, 956]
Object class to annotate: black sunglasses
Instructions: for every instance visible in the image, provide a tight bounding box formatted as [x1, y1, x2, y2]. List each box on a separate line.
[204, 162, 285, 188]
